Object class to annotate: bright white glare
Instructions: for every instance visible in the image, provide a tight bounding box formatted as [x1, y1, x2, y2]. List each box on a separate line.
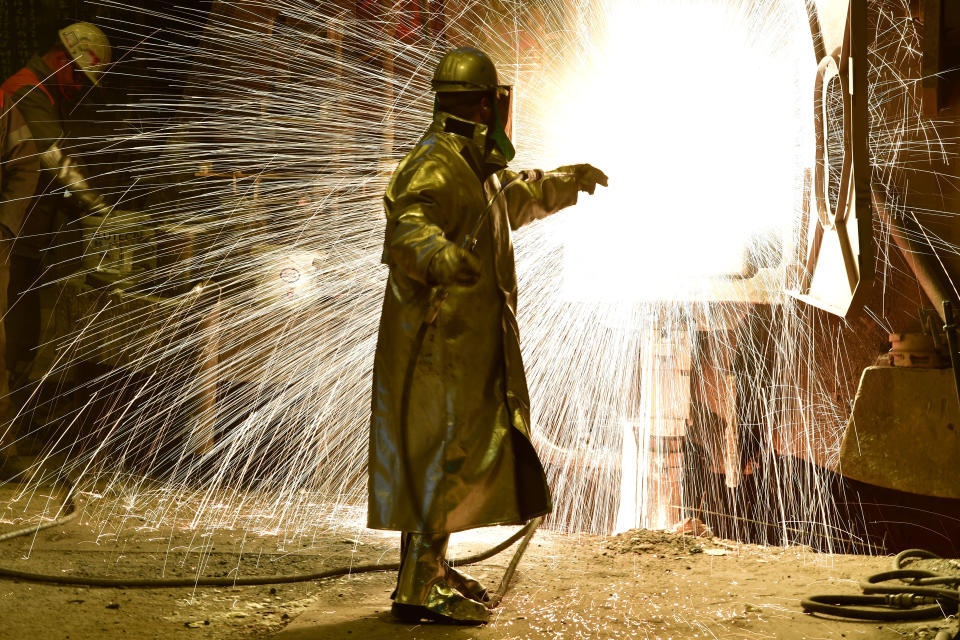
[538, 0, 811, 302]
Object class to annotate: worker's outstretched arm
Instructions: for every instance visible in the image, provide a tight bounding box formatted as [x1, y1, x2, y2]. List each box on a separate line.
[501, 163, 608, 231]
[384, 159, 480, 286]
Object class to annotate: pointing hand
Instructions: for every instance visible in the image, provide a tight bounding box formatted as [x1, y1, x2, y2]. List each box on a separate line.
[574, 164, 609, 195]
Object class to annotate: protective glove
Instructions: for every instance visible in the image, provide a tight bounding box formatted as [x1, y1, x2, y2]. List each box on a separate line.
[40, 143, 125, 218]
[428, 244, 482, 286]
[573, 164, 609, 195]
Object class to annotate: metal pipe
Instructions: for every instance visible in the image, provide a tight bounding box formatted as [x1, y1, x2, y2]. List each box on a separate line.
[942, 301, 960, 407]
[871, 186, 960, 323]
[804, 0, 828, 63]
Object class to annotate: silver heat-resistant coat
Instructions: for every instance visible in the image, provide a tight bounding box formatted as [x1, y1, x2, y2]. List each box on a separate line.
[367, 111, 581, 534]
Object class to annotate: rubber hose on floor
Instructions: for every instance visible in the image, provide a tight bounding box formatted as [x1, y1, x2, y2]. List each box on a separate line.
[801, 548, 960, 623]
[0, 478, 540, 593]
[0, 476, 80, 543]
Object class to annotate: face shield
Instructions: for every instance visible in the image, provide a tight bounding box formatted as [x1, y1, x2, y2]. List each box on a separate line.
[491, 84, 516, 162]
[495, 85, 513, 139]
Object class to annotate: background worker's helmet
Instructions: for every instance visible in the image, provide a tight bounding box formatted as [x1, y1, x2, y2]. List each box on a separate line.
[431, 47, 501, 93]
[58, 22, 112, 86]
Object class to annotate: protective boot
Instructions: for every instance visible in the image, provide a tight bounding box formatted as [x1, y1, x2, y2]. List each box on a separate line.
[388, 532, 411, 601]
[392, 534, 490, 604]
[391, 532, 489, 624]
[444, 564, 489, 603]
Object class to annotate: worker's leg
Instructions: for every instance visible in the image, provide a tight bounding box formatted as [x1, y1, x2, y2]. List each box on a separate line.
[388, 532, 410, 600]
[5, 254, 40, 387]
[392, 532, 489, 623]
[0, 235, 12, 461]
[391, 532, 488, 603]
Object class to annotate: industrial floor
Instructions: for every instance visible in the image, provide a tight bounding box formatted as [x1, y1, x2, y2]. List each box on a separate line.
[0, 482, 954, 640]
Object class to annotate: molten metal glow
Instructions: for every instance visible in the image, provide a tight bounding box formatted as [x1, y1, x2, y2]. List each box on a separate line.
[532, 0, 811, 302]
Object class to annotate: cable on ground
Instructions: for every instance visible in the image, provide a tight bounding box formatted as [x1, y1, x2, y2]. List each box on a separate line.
[0, 477, 539, 600]
[801, 548, 960, 638]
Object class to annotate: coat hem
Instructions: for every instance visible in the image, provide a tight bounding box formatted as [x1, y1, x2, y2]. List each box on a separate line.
[366, 506, 551, 535]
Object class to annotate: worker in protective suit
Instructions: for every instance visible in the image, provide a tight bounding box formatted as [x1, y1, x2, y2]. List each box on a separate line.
[0, 22, 116, 460]
[368, 46, 608, 624]
[1, 22, 114, 219]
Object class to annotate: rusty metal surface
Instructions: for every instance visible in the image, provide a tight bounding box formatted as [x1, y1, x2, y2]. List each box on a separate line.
[840, 365, 960, 499]
[888, 331, 950, 368]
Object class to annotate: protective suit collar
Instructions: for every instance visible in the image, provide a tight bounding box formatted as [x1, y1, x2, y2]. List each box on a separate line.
[434, 111, 488, 149]
[432, 111, 508, 179]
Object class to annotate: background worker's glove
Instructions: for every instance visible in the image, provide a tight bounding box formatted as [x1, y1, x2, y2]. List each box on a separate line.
[39, 143, 128, 218]
[428, 244, 482, 286]
[573, 164, 609, 195]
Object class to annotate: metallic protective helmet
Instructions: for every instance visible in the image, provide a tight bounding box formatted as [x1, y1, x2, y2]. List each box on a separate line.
[431, 47, 507, 93]
[59, 22, 112, 86]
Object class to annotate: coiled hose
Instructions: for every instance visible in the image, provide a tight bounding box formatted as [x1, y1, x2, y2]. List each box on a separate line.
[801, 549, 960, 638]
[0, 476, 539, 602]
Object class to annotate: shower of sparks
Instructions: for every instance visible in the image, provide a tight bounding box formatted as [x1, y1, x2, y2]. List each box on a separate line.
[1, 0, 956, 553]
